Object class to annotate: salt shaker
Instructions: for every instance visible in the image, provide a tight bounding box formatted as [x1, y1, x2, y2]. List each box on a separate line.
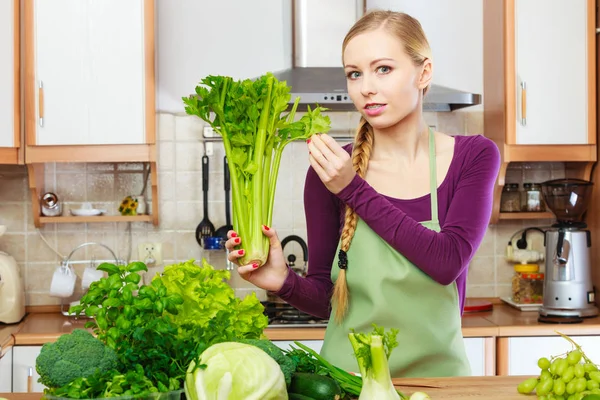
[41, 192, 63, 216]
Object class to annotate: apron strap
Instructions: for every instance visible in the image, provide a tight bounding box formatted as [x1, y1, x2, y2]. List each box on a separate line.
[428, 127, 439, 223]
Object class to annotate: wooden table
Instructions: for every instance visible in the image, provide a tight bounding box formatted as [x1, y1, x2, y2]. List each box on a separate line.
[0, 375, 531, 399]
[395, 375, 531, 399]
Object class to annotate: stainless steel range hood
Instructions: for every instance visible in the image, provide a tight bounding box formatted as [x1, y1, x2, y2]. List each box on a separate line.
[272, 0, 481, 112]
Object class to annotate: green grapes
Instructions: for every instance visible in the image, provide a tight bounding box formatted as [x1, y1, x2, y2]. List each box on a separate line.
[517, 337, 600, 400]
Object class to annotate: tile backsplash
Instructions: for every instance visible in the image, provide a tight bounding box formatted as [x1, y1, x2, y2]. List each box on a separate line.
[0, 110, 562, 306]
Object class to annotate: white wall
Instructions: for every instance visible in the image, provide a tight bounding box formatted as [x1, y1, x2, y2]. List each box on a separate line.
[156, 0, 292, 113]
[155, 0, 483, 113]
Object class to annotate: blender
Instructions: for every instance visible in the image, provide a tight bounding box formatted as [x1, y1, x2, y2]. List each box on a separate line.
[538, 178, 598, 321]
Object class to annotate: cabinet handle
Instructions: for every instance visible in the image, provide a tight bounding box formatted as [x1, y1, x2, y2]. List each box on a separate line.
[38, 81, 44, 127]
[27, 367, 33, 392]
[520, 81, 527, 126]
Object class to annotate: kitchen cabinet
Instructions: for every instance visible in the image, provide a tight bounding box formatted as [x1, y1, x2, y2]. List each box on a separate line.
[0, 0, 21, 165]
[483, 0, 596, 223]
[273, 338, 492, 376]
[25, 0, 154, 149]
[0, 347, 13, 392]
[12, 346, 44, 393]
[23, 0, 159, 227]
[497, 335, 600, 375]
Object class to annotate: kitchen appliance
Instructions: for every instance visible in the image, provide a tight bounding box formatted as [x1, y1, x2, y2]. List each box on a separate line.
[0, 225, 26, 324]
[266, 0, 481, 112]
[281, 235, 308, 277]
[538, 178, 597, 321]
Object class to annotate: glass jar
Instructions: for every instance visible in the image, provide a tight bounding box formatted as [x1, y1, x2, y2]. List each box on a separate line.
[511, 264, 544, 304]
[500, 183, 521, 212]
[523, 183, 545, 212]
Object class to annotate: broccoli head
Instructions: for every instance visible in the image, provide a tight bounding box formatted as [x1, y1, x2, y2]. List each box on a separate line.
[36, 329, 118, 388]
[239, 338, 297, 387]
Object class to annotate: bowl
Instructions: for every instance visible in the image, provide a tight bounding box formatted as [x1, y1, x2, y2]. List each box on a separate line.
[70, 208, 106, 216]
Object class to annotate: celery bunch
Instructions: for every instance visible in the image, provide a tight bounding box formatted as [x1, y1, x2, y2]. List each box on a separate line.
[183, 73, 330, 266]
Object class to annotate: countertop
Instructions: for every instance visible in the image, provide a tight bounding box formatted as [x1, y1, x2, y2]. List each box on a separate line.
[0, 376, 531, 399]
[5, 301, 600, 349]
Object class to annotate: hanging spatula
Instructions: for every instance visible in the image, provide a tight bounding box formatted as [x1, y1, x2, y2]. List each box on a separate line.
[215, 156, 233, 240]
[196, 155, 215, 246]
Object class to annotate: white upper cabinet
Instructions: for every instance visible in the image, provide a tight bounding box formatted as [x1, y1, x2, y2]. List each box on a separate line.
[514, 0, 590, 145]
[0, 0, 17, 149]
[27, 0, 151, 146]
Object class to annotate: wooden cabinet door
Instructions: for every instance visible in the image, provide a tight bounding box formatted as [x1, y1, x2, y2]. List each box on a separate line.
[30, 0, 148, 146]
[12, 346, 44, 393]
[0, 0, 18, 150]
[33, 0, 89, 146]
[513, 0, 590, 145]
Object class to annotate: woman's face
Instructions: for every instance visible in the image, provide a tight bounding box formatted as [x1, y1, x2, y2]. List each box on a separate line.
[343, 28, 431, 129]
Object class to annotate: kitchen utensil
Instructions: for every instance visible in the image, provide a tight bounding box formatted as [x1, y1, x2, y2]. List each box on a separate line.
[538, 178, 597, 321]
[49, 262, 77, 298]
[463, 299, 493, 313]
[0, 225, 26, 324]
[196, 155, 215, 246]
[501, 296, 542, 312]
[281, 235, 308, 277]
[215, 156, 234, 240]
[41, 192, 62, 216]
[70, 208, 106, 216]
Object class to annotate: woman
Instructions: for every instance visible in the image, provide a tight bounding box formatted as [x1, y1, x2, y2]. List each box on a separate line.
[225, 10, 500, 378]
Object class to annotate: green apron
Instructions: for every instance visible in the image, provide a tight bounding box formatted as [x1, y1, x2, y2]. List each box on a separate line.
[320, 128, 471, 378]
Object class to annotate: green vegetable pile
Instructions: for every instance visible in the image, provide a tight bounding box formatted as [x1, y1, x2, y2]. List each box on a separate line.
[517, 332, 600, 400]
[183, 72, 331, 267]
[37, 258, 428, 400]
[39, 259, 267, 399]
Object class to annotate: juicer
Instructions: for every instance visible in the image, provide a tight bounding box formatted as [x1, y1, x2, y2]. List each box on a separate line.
[539, 178, 598, 319]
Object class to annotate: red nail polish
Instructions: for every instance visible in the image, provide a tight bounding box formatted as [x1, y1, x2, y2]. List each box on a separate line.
[231, 232, 238, 238]
[238, 249, 245, 255]
[263, 225, 270, 231]
[307, 138, 311, 144]
[234, 238, 240, 244]
[252, 263, 259, 269]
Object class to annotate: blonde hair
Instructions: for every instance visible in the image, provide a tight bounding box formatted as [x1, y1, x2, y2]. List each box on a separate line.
[332, 11, 432, 323]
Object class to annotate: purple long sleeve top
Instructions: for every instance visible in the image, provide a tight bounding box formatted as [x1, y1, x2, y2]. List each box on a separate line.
[273, 134, 501, 320]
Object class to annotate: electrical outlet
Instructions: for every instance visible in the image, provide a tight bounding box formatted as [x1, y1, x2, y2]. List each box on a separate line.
[138, 243, 162, 266]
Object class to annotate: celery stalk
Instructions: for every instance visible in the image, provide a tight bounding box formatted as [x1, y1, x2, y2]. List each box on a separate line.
[183, 73, 331, 267]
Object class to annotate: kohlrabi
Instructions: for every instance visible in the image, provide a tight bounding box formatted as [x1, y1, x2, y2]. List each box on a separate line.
[348, 325, 406, 400]
[183, 73, 331, 267]
[184, 341, 288, 400]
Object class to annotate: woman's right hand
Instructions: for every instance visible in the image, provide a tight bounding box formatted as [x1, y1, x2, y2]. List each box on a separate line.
[224, 225, 290, 292]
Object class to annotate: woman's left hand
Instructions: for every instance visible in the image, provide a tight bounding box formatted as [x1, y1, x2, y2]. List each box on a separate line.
[307, 134, 356, 194]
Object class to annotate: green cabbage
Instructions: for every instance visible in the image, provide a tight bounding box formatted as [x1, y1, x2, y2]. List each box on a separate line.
[184, 342, 288, 400]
